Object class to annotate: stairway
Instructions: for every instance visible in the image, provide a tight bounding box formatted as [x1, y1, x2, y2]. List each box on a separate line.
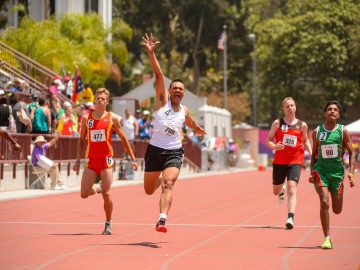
[0, 41, 71, 103]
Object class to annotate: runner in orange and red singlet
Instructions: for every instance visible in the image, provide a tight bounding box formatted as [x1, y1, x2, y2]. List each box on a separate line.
[266, 97, 312, 229]
[73, 88, 138, 235]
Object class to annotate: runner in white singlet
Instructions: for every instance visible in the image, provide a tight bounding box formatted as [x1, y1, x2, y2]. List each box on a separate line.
[141, 33, 206, 233]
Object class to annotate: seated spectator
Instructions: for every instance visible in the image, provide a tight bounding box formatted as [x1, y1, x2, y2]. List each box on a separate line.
[31, 135, 66, 190]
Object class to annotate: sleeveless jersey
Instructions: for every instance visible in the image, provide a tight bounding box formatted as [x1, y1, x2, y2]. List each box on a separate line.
[273, 118, 304, 165]
[315, 124, 344, 168]
[150, 101, 185, 150]
[86, 112, 113, 159]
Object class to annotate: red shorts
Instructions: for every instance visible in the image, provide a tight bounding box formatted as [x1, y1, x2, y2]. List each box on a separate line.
[85, 157, 114, 175]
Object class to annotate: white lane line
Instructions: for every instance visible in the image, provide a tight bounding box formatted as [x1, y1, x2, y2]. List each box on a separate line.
[0, 221, 359, 229]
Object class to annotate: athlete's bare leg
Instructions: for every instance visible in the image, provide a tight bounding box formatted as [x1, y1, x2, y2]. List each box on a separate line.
[318, 187, 330, 237]
[80, 168, 98, 198]
[159, 167, 180, 215]
[144, 171, 162, 195]
[287, 180, 297, 213]
[330, 189, 343, 214]
[273, 183, 285, 195]
[99, 168, 113, 222]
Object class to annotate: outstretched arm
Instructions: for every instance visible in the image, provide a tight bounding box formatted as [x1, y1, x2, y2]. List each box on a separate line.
[0, 130, 21, 151]
[141, 33, 167, 109]
[184, 106, 206, 135]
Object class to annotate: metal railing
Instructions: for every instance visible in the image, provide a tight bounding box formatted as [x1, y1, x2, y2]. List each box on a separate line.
[0, 41, 71, 103]
[0, 134, 202, 179]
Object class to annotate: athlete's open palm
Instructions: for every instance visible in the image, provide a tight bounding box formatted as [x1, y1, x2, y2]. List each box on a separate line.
[141, 33, 160, 53]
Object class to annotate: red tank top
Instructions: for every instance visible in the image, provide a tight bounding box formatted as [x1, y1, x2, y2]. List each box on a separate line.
[273, 118, 304, 165]
[86, 112, 113, 159]
[61, 116, 73, 136]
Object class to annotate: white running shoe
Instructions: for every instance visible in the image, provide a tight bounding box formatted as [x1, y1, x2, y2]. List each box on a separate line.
[286, 217, 294, 229]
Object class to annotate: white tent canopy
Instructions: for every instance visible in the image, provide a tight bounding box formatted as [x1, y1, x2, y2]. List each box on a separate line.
[346, 119, 360, 134]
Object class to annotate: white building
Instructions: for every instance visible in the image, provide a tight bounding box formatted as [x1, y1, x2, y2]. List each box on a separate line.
[120, 77, 232, 138]
[4, 0, 112, 29]
[120, 76, 207, 121]
[198, 104, 231, 138]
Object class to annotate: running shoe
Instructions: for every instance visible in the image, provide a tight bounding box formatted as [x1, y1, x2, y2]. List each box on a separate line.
[278, 184, 286, 204]
[285, 217, 294, 229]
[102, 222, 112, 235]
[156, 218, 167, 233]
[321, 237, 332, 249]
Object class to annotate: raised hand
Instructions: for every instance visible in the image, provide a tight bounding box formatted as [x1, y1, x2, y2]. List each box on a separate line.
[141, 33, 160, 53]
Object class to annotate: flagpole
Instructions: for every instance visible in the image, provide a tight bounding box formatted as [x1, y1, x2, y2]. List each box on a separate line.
[223, 24, 228, 110]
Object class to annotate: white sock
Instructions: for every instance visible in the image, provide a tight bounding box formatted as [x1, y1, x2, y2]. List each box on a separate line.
[325, 235, 330, 239]
[105, 220, 112, 225]
[159, 213, 167, 220]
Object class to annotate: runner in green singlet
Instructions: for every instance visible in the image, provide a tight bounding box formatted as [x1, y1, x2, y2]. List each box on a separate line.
[309, 101, 356, 249]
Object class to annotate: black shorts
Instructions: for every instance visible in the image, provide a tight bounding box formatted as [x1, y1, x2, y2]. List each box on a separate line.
[144, 144, 184, 172]
[272, 164, 302, 185]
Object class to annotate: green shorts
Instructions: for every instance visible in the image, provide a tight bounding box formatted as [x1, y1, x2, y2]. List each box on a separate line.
[312, 162, 344, 196]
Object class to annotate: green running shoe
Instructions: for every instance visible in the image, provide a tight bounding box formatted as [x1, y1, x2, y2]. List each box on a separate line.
[321, 237, 332, 249]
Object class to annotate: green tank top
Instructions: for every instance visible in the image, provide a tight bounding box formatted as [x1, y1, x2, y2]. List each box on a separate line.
[316, 124, 343, 166]
[32, 107, 49, 132]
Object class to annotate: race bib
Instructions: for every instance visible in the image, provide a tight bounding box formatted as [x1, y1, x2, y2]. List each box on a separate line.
[90, 129, 106, 142]
[282, 134, 297, 147]
[321, 144, 338, 159]
[161, 123, 177, 136]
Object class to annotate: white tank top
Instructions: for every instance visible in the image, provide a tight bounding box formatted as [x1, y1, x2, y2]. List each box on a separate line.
[150, 101, 185, 149]
[122, 115, 136, 141]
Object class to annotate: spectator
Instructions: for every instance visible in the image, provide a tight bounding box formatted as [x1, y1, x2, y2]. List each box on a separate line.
[8, 92, 31, 133]
[57, 102, 77, 136]
[78, 83, 94, 104]
[31, 96, 51, 134]
[0, 90, 11, 131]
[64, 75, 73, 100]
[11, 78, 24, 92]
[5, 81, 13, 91]
[121, 108, 139, 151]
[138, 110, 152, 139]
[27, 94, 38, 115]
[31, 135, 66, 190]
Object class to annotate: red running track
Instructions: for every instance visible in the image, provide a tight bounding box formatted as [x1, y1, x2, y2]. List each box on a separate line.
[0, 170, 359, 270]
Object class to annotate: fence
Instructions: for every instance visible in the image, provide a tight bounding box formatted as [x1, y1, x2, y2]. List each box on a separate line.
[0, 134, 202, 181]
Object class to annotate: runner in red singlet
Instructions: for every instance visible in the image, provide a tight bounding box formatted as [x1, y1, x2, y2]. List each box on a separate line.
[266, 97, 312, 229]
[73, 88, 138, 235]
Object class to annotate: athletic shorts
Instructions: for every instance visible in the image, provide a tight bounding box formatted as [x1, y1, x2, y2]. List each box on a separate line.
[85, 156, 114, 175]
[272, 164, 302, 185]
[312, 163, 344, 196]
[145, 144, 184, 172]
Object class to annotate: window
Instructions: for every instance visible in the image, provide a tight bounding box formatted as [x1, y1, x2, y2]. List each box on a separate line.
[85, 0, 98, 13]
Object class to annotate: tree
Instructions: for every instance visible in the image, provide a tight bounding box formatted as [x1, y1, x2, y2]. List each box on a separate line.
[244, 0, 360, 124]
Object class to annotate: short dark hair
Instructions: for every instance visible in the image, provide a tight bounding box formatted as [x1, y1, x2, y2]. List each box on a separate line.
[324, 100, 341, 112]
[169, 79, 185, 89]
